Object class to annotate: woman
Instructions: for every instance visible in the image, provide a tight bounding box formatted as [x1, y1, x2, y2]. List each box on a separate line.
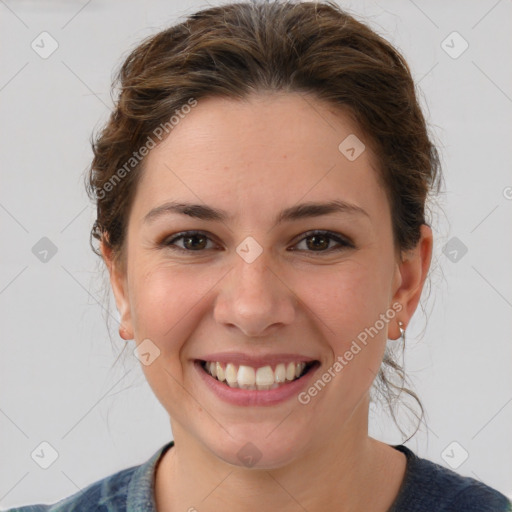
[7, 1, 511, 511]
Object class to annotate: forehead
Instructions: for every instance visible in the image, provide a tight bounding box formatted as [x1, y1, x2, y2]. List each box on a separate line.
[131, 92, 388, 226]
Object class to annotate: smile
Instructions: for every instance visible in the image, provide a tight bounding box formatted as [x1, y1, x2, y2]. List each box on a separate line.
[194, 359, 321, 407]
[200, 360, 317, 390]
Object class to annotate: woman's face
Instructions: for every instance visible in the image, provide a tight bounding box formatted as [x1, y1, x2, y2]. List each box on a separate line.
[105, 92, 432, 468]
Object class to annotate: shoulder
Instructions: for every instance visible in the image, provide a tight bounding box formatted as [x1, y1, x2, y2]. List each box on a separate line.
[389, 445, 512, 512]
[4, 465, 136, 512]
[3, 441, 174, 512]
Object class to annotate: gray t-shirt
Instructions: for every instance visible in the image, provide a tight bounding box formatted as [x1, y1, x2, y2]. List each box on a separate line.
[5, 441, 511, 511]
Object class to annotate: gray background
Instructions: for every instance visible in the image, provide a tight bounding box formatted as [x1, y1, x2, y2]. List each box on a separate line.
[1, 0, 511, 508]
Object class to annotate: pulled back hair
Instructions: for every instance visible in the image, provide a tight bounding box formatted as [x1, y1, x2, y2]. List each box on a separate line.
[85, 0, 443, 442]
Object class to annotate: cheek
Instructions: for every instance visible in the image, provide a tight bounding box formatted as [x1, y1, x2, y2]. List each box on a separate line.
[130, 266, 211, 412]
[298, 261, 391, 393]
[129, 264, 216, 350]
[297, 261, 390, 345]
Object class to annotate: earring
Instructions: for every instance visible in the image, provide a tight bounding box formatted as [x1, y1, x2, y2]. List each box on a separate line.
[397, 320, 405, 342]
[396, 320, 407, 373]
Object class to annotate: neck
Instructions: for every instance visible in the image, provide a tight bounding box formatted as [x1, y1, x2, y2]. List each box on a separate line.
[155, 396, 407, 512]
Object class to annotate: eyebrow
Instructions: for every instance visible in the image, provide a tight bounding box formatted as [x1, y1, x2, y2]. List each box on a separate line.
[143, 199, 370, 226]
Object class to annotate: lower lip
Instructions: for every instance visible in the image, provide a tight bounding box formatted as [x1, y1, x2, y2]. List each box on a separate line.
[194, 360, 320, 406]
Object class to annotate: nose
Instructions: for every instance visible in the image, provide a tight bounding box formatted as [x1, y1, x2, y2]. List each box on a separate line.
[213, 249, 296, 338]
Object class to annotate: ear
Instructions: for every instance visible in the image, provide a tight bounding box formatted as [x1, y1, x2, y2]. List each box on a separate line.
[100, 240, 134, 340]
[389, 224, 433, 339]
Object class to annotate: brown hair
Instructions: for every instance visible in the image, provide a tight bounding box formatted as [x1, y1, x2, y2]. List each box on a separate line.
[85, 0, 443, 442]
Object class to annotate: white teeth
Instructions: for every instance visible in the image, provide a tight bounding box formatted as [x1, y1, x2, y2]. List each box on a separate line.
[225, 363, 238, 386]
[286, 362, 296, 381]
[203, 360, 310, 389]
[275, 363, 286, 383]
[237, 365, 255, 387]
[216, 362, 225, 382]
[256, 366, 275, 387]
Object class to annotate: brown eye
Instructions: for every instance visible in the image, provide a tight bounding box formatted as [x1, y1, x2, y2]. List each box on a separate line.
[163, 231, 216, 251]
[292, 230, 354, 254]
[180, 233, 208, 250]
[306, 233, 330, 251]
[161, 230, 354, 255]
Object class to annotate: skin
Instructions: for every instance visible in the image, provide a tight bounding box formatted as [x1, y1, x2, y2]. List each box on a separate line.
[101, 92, 433, 511]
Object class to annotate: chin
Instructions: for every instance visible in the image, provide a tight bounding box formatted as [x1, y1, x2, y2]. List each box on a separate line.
[207, 430, 306, 470]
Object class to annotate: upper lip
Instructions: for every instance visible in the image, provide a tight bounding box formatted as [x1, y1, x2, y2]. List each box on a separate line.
[196, 352, 318, 367]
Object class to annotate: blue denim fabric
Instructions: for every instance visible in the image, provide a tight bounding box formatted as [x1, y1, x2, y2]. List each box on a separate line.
[4, 440, 175, 512]
[4, 442, 511, 511]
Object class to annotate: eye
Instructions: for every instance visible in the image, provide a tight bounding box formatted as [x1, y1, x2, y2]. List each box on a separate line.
[291, 230, 354, 254]
[161, 229, 353, 254]
[162, 231, 217, 252]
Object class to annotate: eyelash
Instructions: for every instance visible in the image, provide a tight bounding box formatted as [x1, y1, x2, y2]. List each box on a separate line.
[160, 230, 354, 255]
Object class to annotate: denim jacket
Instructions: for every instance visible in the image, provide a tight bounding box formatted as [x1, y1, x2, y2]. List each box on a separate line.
[4, 441, 175, 512]
[5, 441, 511, 511]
